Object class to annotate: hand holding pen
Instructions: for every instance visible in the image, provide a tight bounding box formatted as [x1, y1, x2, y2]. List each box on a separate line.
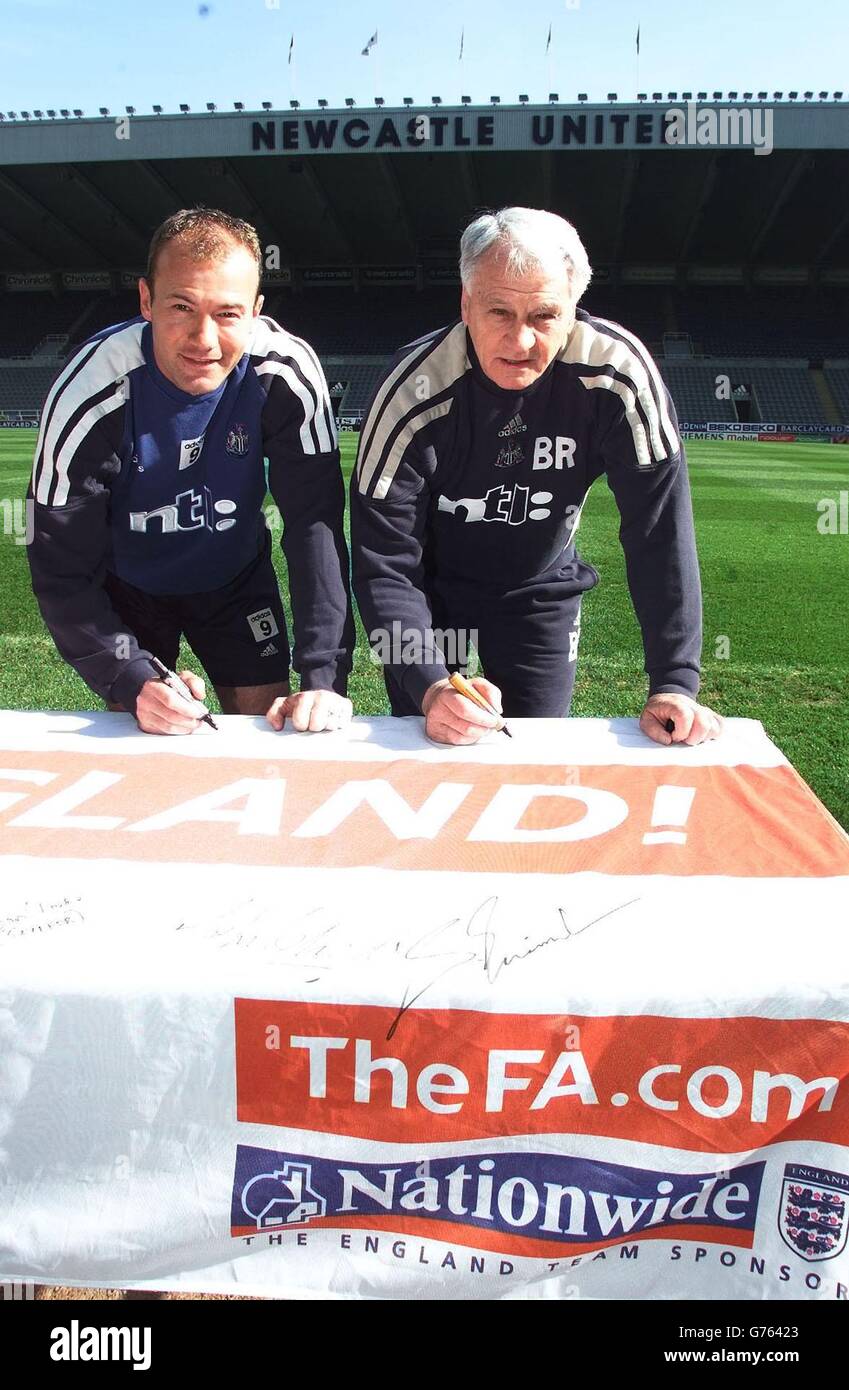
[131, 658, 218, 736]
[421, 671, 512, 745]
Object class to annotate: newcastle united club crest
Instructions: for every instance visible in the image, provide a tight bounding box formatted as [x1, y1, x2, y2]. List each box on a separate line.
[496, 413, 526, 468]
[226, 423, 250, 456]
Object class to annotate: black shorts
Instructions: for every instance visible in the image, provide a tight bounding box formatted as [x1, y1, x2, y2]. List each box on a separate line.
[104, 532, 291, 690]
[384, 566, 596, 719]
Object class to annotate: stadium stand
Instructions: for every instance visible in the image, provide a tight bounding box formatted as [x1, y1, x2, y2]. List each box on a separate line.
[659, 364, 737, 423]
[0, 294, 83, 357]
[823, 367, 849, 419]
[0, 363, 62, 411]
[1, 106, 847, 430]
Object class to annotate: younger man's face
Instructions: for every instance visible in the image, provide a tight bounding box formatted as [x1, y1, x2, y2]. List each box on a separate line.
[139, 239, 262, 395]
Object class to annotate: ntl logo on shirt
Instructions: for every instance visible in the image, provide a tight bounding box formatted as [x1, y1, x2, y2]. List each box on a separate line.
[128, 485, 237, 534]
[230, 1143, 764, 1258]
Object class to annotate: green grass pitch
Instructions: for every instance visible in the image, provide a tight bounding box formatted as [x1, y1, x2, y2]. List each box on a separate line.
[1, 430, 847, 829]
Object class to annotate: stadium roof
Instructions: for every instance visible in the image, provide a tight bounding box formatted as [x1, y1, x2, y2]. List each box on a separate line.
[0, 102, 846, 276]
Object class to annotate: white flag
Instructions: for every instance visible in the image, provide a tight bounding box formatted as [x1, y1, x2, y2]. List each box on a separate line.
[361, 30, 378, 56]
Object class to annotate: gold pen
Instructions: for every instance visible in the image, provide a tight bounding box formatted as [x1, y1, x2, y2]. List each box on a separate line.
[448, 671, 512, 738]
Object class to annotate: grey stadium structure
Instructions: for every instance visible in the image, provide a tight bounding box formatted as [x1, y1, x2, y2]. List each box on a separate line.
[0, 97, 848, 437]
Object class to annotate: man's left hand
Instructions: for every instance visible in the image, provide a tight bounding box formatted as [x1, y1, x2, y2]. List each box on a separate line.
[266, 689, 353, 733]
[640, 693, 724, 746]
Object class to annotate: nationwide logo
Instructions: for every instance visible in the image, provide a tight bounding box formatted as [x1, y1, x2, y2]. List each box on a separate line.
[226, 423, 250, 456]
[497, 414, 527, 438]
[231, 1144, 764, 1256]
[778, 1163, 848, 1262]
[241, 1160, 326, 1227]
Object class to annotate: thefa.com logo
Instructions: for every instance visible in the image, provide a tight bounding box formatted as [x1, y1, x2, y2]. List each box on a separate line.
[231, 1144, 764, 1254]
[779, 1163, 849, 1262]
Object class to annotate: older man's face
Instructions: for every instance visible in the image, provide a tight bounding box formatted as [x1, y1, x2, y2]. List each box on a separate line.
[460, 250, 575, 391]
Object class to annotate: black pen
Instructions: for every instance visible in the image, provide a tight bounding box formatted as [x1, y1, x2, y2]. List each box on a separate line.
[151, 657, 218, 730]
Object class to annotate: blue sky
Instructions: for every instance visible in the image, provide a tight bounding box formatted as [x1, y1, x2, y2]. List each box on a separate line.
[1, 0, 846, 113]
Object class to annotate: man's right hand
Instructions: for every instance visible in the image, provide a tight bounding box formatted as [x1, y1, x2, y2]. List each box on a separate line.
[134, 670, 210, 735]
[421, 675, 504, 745]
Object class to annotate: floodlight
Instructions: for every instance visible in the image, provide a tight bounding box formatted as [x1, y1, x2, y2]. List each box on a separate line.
[47, 109, 56, 117]
[179, 103, 190, 113]
[549, 93, 559, 102]
[261, 101, 272, 110]
[125, 105, 135, 115]
[666, 92, 677, 101]
[682, 91, 692, 100]
[788, 91, 798, 100]
[578, 92, 588, 102]
[206, 102, 216, 111]
[152, 105, 162, 114]
[374, 97, 383, 107]
[403, 97, 414, 106]
[99, 107, 109, 116]
[652, 92, 663, 101]
[318, 98, 329, 108]
[518, 94, 529, 104]
[461, 95, 471, 104]
[345, 98, 355, 108]
[290, 100, 300, 109]
[431, 96, 442, 105]
[490, 95, 500, 104]
[234, 101, 244, 111]
[608, 92, 618, 101]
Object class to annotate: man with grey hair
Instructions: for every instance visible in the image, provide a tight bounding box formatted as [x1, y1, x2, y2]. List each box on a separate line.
[350, 206, 721, 745]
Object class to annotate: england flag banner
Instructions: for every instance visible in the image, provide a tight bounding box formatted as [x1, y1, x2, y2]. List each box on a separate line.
[0, 711, 847, 1301]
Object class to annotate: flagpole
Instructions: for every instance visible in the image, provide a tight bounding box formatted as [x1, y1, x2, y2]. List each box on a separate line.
[546, 22, 553, 99]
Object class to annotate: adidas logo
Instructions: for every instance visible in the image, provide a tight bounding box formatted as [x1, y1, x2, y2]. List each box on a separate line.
[498, 414, 526, 438]
[260, 641, 279, 657]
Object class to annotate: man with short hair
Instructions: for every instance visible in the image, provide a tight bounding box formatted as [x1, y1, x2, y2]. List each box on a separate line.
[351, 205, 721, 745]
[28, 208, 354, 734]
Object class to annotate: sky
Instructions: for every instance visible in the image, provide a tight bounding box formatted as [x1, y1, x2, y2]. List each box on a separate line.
[0, 0, 846, 114]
